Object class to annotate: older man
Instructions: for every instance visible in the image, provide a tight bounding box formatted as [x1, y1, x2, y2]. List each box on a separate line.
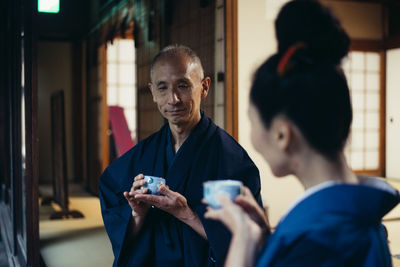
[99, 45, 262, 267]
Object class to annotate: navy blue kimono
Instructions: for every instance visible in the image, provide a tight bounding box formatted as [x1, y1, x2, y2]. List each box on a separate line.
[257, 177, 400, 267]
[99, 112, 262, 267]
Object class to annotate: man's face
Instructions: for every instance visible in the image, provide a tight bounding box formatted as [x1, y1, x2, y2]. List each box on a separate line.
[149, 53, 210, 126]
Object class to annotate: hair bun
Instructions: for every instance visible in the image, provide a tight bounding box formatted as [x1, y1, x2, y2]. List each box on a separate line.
[275, 0, 350, 65]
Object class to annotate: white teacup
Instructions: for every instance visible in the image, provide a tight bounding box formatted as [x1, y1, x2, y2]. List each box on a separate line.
[141, 175, 166, 195]
[203, 180, 243, 209]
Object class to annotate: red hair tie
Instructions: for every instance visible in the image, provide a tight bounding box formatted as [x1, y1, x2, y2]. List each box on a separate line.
[277, 42, 306, 76]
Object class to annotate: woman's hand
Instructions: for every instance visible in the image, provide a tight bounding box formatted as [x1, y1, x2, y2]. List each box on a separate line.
[204, 186, 269, 245]
[204, 192, 265, 267]
[204, 194, 262, 241]
[235, 186, 271, 236]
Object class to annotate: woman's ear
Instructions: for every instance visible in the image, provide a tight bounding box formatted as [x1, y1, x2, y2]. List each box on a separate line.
[272, 118, 292, 152]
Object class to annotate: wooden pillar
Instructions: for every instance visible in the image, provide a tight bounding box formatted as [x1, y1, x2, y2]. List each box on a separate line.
[225, 0, 238, 140]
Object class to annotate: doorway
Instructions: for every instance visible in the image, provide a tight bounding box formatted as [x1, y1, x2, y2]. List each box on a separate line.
[106, 38, 137, 162]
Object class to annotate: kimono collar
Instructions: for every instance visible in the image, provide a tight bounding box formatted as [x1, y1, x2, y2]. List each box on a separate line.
[280, 181, 340, 223]
[166, 110, 209, 148]
[279, 176, 400, 227]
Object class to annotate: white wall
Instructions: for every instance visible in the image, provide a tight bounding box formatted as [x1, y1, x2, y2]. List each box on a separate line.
[237, 0, 384, 226]
[386, 49, 400, 180]
[38, 41, 74, 184]
[238, 0, 303, 227]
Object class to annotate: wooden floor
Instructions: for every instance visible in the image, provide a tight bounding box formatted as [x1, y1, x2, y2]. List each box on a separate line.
[39, 184, 113, 267]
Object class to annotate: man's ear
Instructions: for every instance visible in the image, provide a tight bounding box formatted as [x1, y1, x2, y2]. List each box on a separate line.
[201, 77, 211, 98]
[148, 82, 156, 102]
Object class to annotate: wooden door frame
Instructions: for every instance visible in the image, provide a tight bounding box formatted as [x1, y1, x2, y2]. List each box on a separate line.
[99, 45, 109, 173]
[0, 0, 39, 265]
[24, 0, 40, 264]
[100, 34, 135, 171]
[225, 0, 239, 140]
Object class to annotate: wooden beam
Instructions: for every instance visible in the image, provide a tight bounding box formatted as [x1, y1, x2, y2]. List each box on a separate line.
[350, 39, 384, 51]
[324, 0, 400, 5]
[385, 35, 400, 49]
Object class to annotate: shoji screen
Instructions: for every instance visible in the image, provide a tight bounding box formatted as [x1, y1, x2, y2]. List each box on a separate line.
[342, 51, 382, 175]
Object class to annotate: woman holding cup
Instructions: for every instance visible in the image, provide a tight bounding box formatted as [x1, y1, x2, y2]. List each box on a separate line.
[204, 1, 399, 266]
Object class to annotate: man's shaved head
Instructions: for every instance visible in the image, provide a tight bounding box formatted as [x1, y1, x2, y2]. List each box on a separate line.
[150, 45, 204, 81]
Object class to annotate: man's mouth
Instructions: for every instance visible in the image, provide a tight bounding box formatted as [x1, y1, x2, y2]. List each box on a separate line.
[168, 108, 185, 114]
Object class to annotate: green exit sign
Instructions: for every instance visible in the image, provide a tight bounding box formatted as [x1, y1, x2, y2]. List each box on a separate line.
[38, 0, 60, 13]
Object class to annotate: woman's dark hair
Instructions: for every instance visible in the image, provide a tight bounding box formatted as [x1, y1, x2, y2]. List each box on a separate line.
[250, 0, 352, 159]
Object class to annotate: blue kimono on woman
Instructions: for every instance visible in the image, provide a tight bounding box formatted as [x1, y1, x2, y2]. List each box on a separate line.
[257, 177, 400, 267]
[99, 112, 262, 267]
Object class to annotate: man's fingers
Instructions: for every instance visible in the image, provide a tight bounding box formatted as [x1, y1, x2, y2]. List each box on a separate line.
[125, 192, 139, 203]
[129, 188, 148, 196]
[124, 192, 138, 202]
[141, 188, 148, 194]
[134, 174, 144, 181]
[132, 179, 146, 191]
[124, 191, 141, 206]
[135, 194, 164, 206]
[204, 207, 221, 220]
[158, 185, 173, 196]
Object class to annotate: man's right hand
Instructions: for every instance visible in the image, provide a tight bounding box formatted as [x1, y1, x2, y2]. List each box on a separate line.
[123, 174, 151, 219]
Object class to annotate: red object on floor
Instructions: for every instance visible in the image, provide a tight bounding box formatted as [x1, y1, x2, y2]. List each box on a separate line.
[108, 106, 135, 156]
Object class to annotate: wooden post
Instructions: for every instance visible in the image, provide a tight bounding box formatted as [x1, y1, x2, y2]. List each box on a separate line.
[225, 0, 238, 140]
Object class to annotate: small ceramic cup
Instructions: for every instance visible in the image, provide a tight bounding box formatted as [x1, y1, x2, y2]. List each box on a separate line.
[141, 175, 166, 195]
[203, 180, 243, 209]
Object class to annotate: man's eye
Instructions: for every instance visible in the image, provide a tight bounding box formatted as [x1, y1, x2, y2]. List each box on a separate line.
[178, 84, 189, 89]
[158, 86, 167, 90]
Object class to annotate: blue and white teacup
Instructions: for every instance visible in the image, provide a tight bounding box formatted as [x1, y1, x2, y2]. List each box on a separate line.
[203, 180, 243, 209]
[141, 175, 166, 195]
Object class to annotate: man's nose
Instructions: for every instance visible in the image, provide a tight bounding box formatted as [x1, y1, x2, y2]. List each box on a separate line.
[168, 89, 180, 105]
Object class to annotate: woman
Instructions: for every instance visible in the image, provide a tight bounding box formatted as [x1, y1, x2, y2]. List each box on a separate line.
[205, 1, 400, 266]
